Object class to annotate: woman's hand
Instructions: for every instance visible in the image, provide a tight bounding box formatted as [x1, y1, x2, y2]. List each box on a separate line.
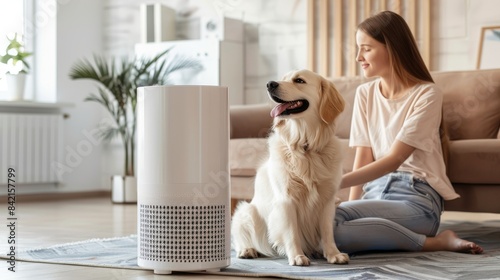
[343, 141, 415, 200]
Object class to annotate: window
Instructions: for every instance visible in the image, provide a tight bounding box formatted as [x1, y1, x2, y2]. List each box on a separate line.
[0, 0, 32, 97]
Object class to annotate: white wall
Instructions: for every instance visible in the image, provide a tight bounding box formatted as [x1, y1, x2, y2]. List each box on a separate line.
[54, 0, 106, 193]
[433, 0, 500, 71]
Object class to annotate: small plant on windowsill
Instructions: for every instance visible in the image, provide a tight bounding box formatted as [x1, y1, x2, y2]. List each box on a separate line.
[69, 48, 202, 203]
[0, 33, 33, 100]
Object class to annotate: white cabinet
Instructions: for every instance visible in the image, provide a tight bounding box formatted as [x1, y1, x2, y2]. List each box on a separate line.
[135, 39, 244, 105]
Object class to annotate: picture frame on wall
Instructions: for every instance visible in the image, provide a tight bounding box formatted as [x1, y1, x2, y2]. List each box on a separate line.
[477, 26, 500, 69]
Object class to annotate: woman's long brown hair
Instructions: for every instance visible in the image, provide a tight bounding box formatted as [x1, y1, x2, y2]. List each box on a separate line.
[358, 11, 450, 170]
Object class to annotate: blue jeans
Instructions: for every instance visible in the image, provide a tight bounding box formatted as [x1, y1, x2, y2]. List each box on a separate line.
[335, 171, 444, 254]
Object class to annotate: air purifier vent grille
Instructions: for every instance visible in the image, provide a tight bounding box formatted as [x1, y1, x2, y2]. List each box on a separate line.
[139, 204, 227, 262]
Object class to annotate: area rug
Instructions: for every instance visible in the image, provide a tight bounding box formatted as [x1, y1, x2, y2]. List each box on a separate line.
[1, 220, 499, 279]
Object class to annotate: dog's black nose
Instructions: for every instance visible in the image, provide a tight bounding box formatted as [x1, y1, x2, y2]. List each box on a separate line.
[267, 81, 279, 92]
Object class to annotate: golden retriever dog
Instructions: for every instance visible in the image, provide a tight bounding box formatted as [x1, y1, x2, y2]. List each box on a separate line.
[231, 69, 349, 266]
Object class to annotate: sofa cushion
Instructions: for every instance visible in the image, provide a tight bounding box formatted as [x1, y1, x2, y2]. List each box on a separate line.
[329, 76, 375, 139]
[448, 139, 500, 184]
[230, 104, 273, 139]
[231, 176, 256, 199]
[433, 69, 500, 140]
[339, 138, 356, 174]
[229, 138, 268, 177]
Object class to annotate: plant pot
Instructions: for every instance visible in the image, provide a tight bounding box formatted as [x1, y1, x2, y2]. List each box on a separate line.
[111, 175, 137, 203]
[6, 73, 26, 101]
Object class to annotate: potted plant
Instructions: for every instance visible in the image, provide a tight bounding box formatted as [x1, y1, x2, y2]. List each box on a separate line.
[69, 49, 201, 203]
[0, 33, 32, 100]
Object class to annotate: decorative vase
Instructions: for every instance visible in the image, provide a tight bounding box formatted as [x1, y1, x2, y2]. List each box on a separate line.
[6, 73, 26, 101]
[111, 175, 137, 203]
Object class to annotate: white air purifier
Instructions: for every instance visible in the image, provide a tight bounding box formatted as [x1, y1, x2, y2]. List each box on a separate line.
[137, 85, 230, 274]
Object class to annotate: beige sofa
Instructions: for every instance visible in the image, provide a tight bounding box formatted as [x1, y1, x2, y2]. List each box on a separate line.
[229, 69, 500, 213]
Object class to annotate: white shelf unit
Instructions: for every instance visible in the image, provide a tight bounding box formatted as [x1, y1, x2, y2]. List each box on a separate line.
[135, 39, 244, 105]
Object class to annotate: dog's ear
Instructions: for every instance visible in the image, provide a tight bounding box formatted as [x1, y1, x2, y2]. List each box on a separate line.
[319, 78, 345, 124]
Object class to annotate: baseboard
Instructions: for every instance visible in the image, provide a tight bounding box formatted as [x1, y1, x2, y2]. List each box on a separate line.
[0, 190, 111, 202]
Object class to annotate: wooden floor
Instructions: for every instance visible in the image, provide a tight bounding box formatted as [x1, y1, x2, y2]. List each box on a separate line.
[0, 196, 499, 279]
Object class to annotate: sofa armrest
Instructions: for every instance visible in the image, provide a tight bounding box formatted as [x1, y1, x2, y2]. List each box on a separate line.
[230, 103, 273, 139]
[448, 139, 500, 184]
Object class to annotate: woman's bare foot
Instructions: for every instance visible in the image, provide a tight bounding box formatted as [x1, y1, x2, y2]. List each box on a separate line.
[423, 230, 483, 254]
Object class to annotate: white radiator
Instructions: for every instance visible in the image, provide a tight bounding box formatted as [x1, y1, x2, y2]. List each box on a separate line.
[0, 113, 63, 184]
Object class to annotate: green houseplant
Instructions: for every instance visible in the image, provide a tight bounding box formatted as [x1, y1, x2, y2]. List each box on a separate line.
[0, 33, 32, 100]
[69, 49, 201, 202]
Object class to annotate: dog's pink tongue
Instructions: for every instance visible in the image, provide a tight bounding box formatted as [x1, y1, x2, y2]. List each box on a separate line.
[270, 103, 289, 118]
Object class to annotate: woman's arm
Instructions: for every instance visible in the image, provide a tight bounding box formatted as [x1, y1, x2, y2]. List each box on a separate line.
[342, 140, 416, 198]
[347, 146, 374, 200]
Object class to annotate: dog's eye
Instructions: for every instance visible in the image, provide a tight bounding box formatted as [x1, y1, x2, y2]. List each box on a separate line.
[294, 78, 306, 84]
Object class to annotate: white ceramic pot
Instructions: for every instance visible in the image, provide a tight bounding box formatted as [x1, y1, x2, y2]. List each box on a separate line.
[6, 73, 26, 101]
[111, 175, 137, 203]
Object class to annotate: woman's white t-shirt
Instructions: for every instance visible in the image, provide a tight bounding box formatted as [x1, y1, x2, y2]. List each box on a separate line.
[349, 79, 459, 200]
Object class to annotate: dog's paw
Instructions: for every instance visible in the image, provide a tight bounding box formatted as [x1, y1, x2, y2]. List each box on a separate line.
[327, 253, 349, 264]
[289, 255, 310, 266]
[237, 248, 258, 259]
